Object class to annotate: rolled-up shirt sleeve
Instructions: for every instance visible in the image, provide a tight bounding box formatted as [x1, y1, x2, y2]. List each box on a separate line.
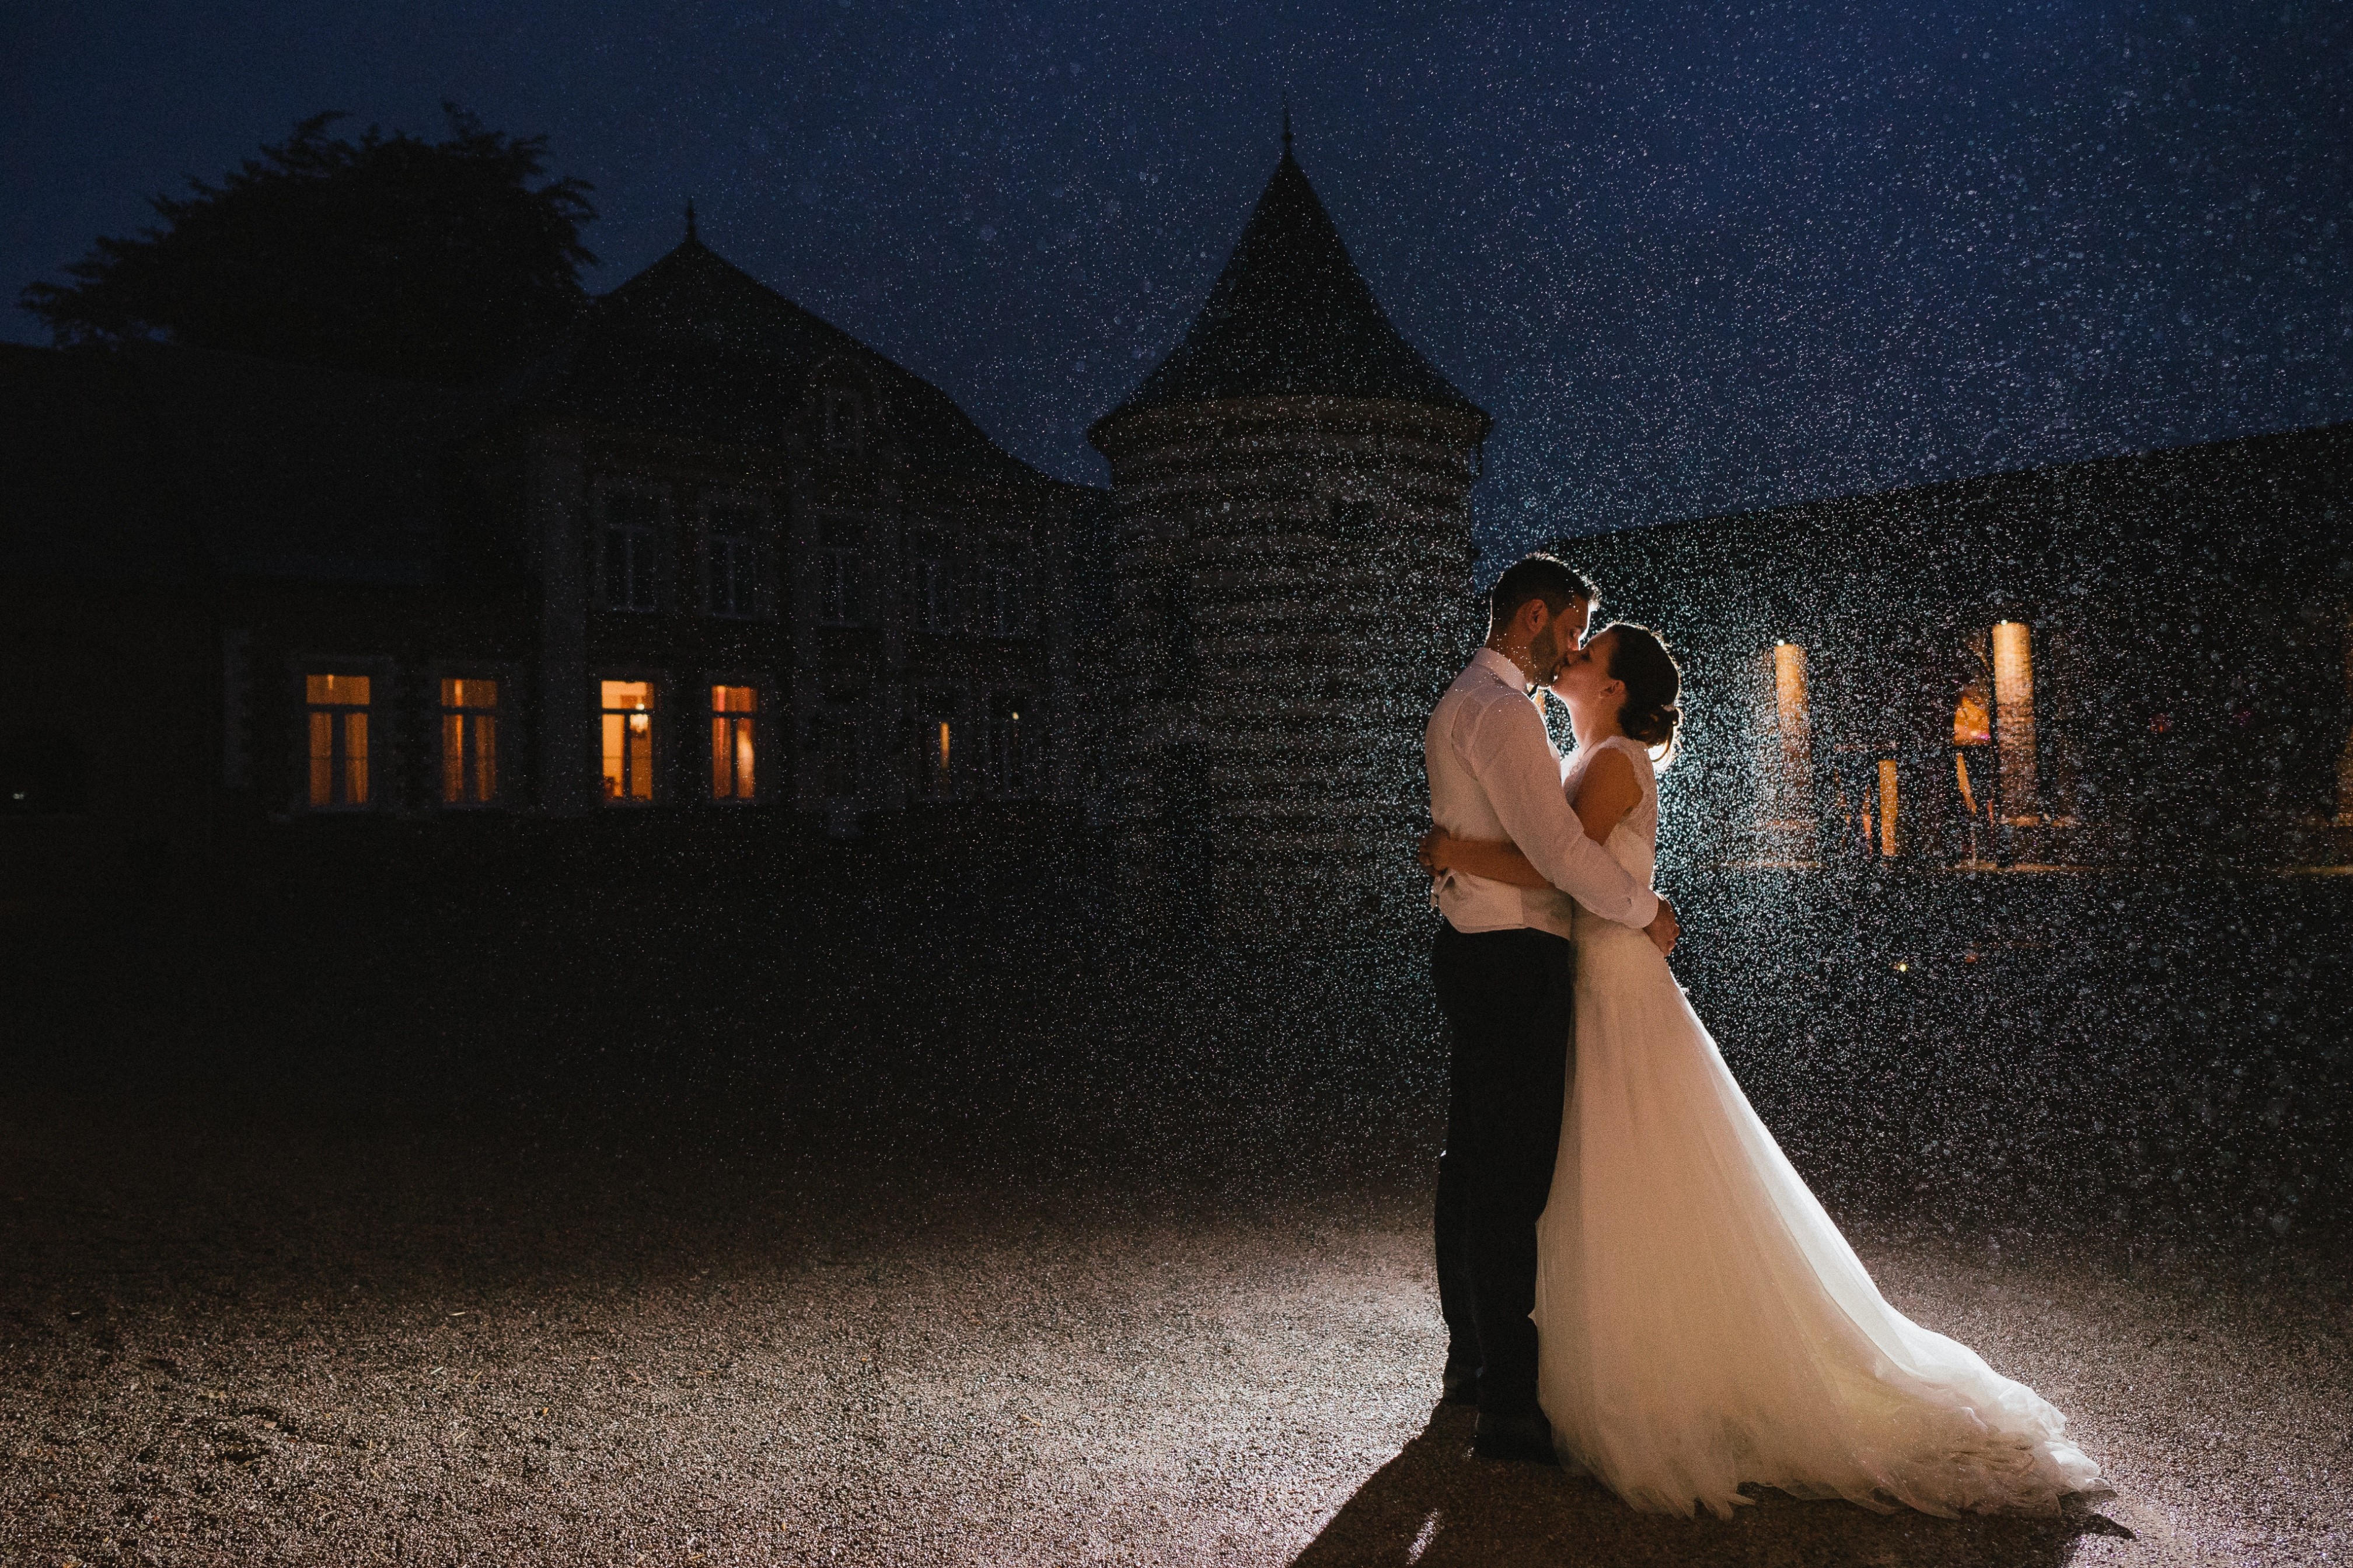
[1460, 694, 1660, 928]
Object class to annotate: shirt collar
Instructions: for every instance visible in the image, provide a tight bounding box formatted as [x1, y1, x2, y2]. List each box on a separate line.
[1470, 646, 1537, 698]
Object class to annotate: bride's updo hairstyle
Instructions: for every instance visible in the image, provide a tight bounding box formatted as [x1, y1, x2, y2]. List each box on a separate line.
[1604, 621, 1682, 763]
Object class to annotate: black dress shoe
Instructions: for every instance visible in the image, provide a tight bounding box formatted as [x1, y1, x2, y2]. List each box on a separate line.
[1440, 1366, 1480, 1406]
[1473, 1409, 1560, 1465]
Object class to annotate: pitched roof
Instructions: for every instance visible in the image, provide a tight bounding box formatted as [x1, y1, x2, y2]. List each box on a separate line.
[1092, 146, 1488, 442]
[500, 236, 1056, 491]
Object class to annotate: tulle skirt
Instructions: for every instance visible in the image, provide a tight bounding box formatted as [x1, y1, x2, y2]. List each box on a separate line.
[1534, 920, 2106, 1518]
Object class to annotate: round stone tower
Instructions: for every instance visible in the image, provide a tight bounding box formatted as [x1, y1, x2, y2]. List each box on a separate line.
[1087, 132, 1490, 927]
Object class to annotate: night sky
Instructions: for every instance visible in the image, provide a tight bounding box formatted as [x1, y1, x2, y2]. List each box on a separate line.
[8, 1, 2348, 548]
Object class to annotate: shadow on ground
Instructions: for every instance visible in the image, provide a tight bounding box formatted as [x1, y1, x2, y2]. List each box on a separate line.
[1300, 1408, 2136, 1567]
[4, 823, 2349, 1563]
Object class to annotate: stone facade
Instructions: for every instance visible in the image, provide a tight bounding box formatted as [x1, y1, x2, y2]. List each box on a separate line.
[0, 233, 1093, 900]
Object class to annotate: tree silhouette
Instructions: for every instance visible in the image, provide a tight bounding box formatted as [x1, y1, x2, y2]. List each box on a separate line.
[21, 106, 596, 386]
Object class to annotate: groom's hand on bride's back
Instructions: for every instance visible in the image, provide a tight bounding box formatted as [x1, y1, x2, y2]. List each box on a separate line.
[1647, 898, 1680, 955]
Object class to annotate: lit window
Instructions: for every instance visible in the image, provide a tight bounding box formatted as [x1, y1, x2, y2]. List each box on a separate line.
[441, 679, 498, 805]
[600, 494, 662, 612]
[710, 686, 756, 801]
[599, 680, 656, 803]
[305, 674, 371, 808]
[703, 502, 762, 619]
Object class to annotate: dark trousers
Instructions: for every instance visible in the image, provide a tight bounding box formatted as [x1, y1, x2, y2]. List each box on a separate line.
[1431, 920, 1575, 1417]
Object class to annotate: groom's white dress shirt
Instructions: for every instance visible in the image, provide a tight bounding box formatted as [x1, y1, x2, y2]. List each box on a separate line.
[1425, 647, 1660, 941]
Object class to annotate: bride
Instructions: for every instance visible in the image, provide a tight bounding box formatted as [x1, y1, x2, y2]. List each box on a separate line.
[1421, 623, 2106, 1519]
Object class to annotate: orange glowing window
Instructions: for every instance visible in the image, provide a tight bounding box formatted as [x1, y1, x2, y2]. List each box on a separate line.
[710, 685, 756, 801]
[304, 674, 371, 807]
[599, 680, 655, 803]
[441, 679, 498, 805]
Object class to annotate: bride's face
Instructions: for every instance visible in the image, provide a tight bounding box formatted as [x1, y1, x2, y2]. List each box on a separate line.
[1550, 629, 1622, 724]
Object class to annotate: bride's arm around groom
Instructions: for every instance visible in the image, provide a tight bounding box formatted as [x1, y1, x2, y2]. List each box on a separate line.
[1430, 663, 1675, 946]
[1427, 644, 1677, 955]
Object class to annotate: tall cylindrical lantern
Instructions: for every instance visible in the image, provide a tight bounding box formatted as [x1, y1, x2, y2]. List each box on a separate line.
[1774, 642, 1811, 763]
[1758, 642, 1814, 856]
[1878, 759, 1900, 858]
[1992, 621, 2037, 820]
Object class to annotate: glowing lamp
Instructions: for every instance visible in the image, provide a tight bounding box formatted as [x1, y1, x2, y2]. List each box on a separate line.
[1757, 643, 1814, 851]
[1878, 759, 1898, 857]
[1773, 642, 1809, 741]
[1992, 621, 2037, 819]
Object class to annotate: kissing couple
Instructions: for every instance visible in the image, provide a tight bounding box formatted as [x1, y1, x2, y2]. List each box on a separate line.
[1419, 553, 2108, 1517]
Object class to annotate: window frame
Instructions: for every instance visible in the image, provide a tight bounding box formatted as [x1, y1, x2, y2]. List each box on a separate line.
[592, 483, 671, 615]
[808, 510, 874, 628]
[980, 540, 1035, 640]
[434, 670, 509, 809]
[292, 660, 392, 815]
[697, 491, 771, 621]
[907, 523, 956, 636]
[593, 672, 665, 808]
[706, 675, 765, 805]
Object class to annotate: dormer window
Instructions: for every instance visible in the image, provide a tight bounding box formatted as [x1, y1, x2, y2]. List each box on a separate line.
[821, 389, 866, 455]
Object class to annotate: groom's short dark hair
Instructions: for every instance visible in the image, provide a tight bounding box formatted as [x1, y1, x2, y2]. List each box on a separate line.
[1488, 554, 1597, 630]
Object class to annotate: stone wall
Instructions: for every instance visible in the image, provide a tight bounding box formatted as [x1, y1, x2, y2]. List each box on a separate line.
[1094, 396, 1485, 926]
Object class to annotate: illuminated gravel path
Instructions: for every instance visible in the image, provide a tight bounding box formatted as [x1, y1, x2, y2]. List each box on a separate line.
[4, 1107, 2344, 1567]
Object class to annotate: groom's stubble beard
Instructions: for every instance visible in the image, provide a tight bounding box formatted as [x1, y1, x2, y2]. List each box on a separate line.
[1528, 617, 1569, 686]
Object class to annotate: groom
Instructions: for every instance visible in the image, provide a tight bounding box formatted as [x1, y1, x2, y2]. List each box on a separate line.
[1424, 554, 1679, 1463]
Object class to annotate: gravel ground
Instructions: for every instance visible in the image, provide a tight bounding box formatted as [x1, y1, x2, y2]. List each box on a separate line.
[4, 1101, 2347, 1568]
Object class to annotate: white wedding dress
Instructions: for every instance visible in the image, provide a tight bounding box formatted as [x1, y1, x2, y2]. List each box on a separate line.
[1533, 735, 2104, 1518]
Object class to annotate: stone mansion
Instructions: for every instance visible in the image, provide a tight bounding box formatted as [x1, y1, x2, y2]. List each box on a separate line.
[6, 136, 2350, 900]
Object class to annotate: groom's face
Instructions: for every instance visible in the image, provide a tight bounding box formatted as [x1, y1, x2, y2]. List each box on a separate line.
[1528, 598, 1591, 683]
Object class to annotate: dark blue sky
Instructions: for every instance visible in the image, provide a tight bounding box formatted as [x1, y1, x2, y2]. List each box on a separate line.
[8, 2, 2348, 547]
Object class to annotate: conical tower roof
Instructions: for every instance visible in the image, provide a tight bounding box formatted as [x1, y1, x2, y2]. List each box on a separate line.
[1091, 142, 1487, 443]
